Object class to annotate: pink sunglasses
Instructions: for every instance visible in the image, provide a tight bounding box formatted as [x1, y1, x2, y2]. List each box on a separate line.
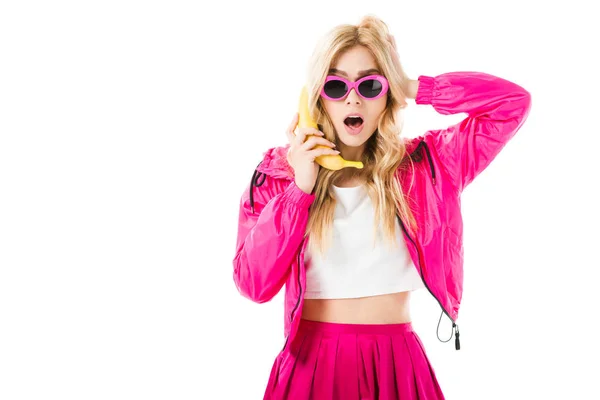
[320, 74, 389, 101]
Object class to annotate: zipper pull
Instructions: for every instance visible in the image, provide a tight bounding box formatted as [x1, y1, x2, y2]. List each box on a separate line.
[454, 322, 460, 350]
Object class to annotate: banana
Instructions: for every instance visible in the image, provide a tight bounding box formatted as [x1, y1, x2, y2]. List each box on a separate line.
[296, 86, 363, 171]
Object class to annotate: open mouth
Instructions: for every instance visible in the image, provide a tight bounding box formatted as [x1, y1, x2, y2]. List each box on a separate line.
[344, 116, 364, 128]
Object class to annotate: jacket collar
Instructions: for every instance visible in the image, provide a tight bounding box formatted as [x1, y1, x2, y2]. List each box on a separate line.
[255, 144, 295, 180]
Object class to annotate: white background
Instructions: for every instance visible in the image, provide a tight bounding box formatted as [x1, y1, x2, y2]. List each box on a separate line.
[1, 0, 599, 399]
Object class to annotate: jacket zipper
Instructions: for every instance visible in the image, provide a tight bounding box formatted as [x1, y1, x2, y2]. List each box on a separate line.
[403, 140, 445, 315]
[401, 140, 460, 350]
[397, 215, 460, 350]
[281, 240, 304, 352]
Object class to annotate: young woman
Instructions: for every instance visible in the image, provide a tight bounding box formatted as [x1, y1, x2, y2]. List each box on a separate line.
[233, 15, 531, 400]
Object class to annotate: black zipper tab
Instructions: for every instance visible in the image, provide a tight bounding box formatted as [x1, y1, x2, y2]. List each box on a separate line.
[454, 323, 460, 350]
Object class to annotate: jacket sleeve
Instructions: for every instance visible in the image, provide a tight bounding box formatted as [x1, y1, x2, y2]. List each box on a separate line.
[233, 170, 315, 303]
[416, 71, 532, 193]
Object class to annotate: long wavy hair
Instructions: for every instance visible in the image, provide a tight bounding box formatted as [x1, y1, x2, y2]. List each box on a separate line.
[304, 15, 419, 257]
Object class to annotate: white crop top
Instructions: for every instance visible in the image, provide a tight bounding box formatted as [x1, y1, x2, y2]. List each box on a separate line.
[303, 183, 425, 299]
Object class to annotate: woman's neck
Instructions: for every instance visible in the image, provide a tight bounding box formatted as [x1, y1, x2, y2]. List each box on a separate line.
[334, 171, 366, 188]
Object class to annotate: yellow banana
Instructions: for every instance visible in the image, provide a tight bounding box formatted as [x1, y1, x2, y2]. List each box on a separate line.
[297, 86, 363, 171]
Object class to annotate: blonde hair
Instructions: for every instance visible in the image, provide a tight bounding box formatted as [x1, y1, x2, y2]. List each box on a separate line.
[304, 14, 419, 257]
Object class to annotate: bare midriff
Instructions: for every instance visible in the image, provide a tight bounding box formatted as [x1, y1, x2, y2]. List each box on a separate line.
[302, 177, 413, 325]
[300, 291, 412, 324]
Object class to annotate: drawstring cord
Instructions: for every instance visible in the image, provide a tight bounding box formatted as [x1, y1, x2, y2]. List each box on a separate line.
[249, 161, 265, 214]
[410, 140, 436, 186]
[436, 310, 461, 350]
[420, 141, 437, 185]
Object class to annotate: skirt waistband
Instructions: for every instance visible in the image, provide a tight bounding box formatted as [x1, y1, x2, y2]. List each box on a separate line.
[298, 318, 413, 335]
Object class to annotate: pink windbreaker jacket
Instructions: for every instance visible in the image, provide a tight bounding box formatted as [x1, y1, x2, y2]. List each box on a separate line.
[233, 71, 532, 351]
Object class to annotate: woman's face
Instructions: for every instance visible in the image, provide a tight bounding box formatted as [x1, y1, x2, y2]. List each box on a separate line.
[321, 45, 387, 160]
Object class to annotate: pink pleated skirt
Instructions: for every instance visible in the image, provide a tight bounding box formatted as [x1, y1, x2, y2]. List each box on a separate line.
[264, 318, 445, 400]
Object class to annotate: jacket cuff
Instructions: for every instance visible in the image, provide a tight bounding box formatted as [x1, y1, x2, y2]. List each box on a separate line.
[415, 75, 435, 105]
[280, 181, 315, 209]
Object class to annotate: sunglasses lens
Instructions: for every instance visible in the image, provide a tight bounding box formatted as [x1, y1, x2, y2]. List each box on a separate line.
[358, 79, 383, 98]
[323, 79, 348, 99]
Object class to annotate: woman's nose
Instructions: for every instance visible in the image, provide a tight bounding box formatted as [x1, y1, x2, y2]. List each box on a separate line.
[346, 88, 361, 103]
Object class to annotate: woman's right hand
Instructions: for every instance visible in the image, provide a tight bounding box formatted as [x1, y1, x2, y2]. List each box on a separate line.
[285, 113, 339, 194]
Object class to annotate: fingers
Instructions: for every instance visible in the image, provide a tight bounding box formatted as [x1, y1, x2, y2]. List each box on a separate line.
[286, 129, 295, 145]
[286, 114, 323, 145]
[286, 113, 299, 144]
[287, 113, 299, 133]
[284, 111, 339, 165]
[300, 135, 336, 151]
[294, 127, 323, 146]
[286, 114, 332, 156]
[308, 146, 340, 160]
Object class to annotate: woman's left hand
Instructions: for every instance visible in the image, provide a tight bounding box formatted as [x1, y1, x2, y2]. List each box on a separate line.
[405, 78, 419, 100]
[387, 34, 419, 101]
